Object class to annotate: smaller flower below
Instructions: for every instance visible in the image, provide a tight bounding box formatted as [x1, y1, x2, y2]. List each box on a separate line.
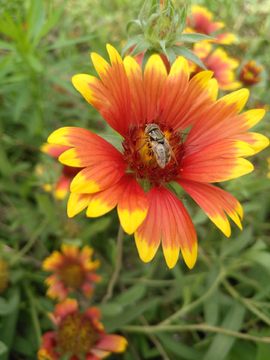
[189, 43, 241, 90]
[43, 245, 102, 301]
[38, 298, 127, 360]
[187, 5, 236, 44]
[40, 143, 82, 199]
[239, 60, 264, 86]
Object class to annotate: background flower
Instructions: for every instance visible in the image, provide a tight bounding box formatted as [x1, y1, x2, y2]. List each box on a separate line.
[38, 298, 127, 360]
[43, 244, 102, 301]
[239, 60, 264, 86]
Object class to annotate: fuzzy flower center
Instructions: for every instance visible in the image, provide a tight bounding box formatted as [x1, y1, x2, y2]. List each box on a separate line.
[56, 314, 98, 355]
[122, 123, 185, 185]
[60, 262, 84, 289]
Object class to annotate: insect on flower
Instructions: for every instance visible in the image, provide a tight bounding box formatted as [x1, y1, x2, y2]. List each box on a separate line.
[145, 124, 177, 169]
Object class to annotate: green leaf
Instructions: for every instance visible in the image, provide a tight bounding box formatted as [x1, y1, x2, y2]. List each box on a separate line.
[202, 302, 246, 360]
[98, 303, 123, 317]
[26, 0, 45, 42]
[34, 0, 67, 42]
[114, 284, 146, 306]
[125, 19, 143, 36]
[44, 34, 96, 51]
[242, 250, 270, 275]
[175, 33, 215, 43]
[78, 217, 112, 241]
[220, 227, 253, 258]
[157, 333, 203, 360]
[0, 342, 8, 356]
[203, 266, 219, 326]
[171, 45, 207, 70]
[102, 297, 161, 333]
[130, 39, 152, 57]
[166, 47, 177, 66]
[121, 35, 144, 57]
[0, 288, 20, 316]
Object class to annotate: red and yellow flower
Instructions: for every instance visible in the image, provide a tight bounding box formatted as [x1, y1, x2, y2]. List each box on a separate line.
[239, 60, 264, 86]
[189, 43, 241, 90]
[40, 143, 82, 199]
[43, 245, 101, 301]
[38, 298, 127, 360]
[47, 45, 268, 269]
[187, 5, 235, 45]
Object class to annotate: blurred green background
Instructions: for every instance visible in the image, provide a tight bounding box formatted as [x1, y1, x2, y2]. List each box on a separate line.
[1, 0, 270, 359]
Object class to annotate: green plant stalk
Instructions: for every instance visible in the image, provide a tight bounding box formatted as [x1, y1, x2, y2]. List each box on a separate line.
[120, 323, 270, 344]
[23, 282, 42, 347]
[101, 224, 124, 304]
[223, 279, 270, 326]
[10, 218, 49, 265]
[159, 270, 226, 325]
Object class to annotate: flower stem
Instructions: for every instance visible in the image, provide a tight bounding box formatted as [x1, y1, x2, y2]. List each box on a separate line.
[10, 219, 49, 265]
[120, 323, 270, 344]
[101, 223, 124, 303]
[160, 270, 226, 325]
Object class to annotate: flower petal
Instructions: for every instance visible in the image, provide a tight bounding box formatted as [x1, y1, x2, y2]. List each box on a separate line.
[88, 44, 131, 136]
[117, 175, 148, 234]
[124, 56, 146, 125]
[90, 348, 111, 359]
[96, 334, 128, 353]
[59, 144, 124, 168]
[181, 139, 254, 183]
[40, 143, 71, 158]
[61, 244, 79, 259]
[135, 186, 197, 269]
[215, 32, 236, 45]
[38, 332, 59, 360]
[48, 127, 112, 148]
[169, 70, 218, 131]
[159, 56, 189, 128]
[42, 251, 64, 271]
[55, 177, 70, 200]
[232, 133, 269, 154]
[68, 193, 94, 217]
[178, 179, 243, 236]
[70, 161, 127, 194]
[144, 54, 167, 123]
[85, 306, 102, 319]
[185, 107, 265, 156]
[54, 298, 78, 320]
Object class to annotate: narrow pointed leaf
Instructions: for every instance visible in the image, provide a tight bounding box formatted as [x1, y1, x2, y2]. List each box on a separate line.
[121, 35, 144, 57]
[130, 40, 152, 57]
[172, 45, 207, 70]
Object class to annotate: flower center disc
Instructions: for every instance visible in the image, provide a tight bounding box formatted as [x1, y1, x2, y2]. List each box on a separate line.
[56, 314, 98, 355]
[60, 262, 84, 288]
[122, 123, 185, 185]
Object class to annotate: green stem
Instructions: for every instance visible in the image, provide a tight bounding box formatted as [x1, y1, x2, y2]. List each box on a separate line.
[10, 219, 49, 265]
[23, 282, 42, 347]
[120, 323, 270, 344]
[101, 224, 124, 304]
[160, 270, 226, 325]
[223, 279, 270, 326]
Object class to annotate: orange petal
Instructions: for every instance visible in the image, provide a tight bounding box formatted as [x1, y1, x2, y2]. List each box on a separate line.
[159, 56, 189, 129]
[181, 139, 254, 183]
[135, 186, 197, 269]
[86, 44, 131, 136]
[124, 56, 146, 126]
[48, 127, 116, 148]
[61, 244, 79, 259]
[68, 193, 94, 218]
[89, 348, 111, 359]
[185, 108, 265, 156]
[42, 251, 64, 271]
[215, 32, 236, 45]
[96, 334, 128, 353]
[117, 175, 148, 234]
[178, 179, 243, 237]
[40, 143, 71, 158]
[54, 298, 78, 320]
[144, 54, 167, 123]
[232, 132, 269, 154]
[171, 71, 218, 131]
[85, 306, 102, 319]
[70, 161, 127, 194]
[55, 176, 70, 200]
[59, 144, 123, 168]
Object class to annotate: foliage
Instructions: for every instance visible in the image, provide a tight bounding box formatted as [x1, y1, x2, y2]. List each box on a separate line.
[0, 0, 270, 359]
